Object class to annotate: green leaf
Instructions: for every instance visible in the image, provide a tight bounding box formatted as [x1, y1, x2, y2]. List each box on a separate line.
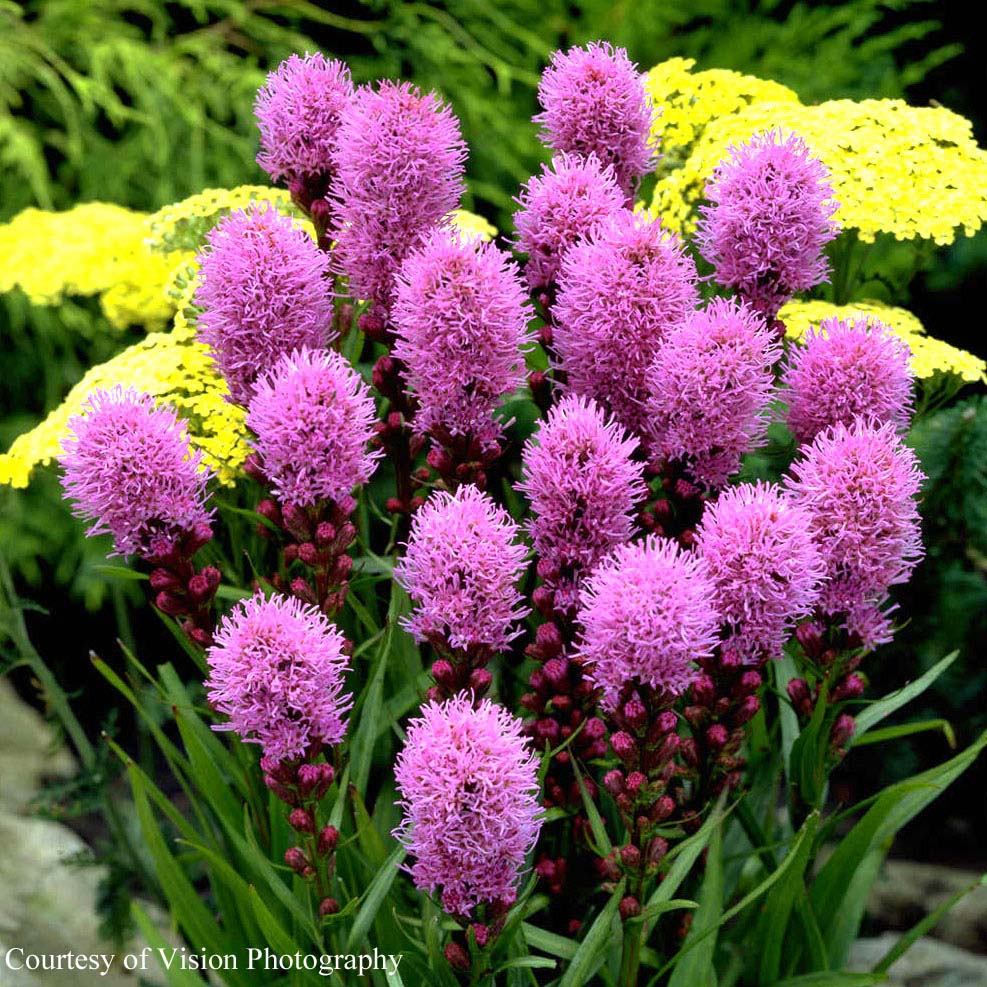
[349, 618, 393, 798]
[770, 975, 884, 987]
[852, 718, 956, 749]
[789, 684, 829, 809]
[571, 755, 612, 856]
[521, 923, 579, 961]
[131, 903, 209, 987]
[559, 881, 624, 987]
[345, 844, 406, 951]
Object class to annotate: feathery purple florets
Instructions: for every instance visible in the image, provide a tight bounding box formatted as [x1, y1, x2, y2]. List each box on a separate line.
[60, 387, 212, 558]
[392, 228, 532, 450]
[205, 592, 351, 762]
[254, 53, 353, 184]
[195, 204, 333, 406]
[576, 535, 721, 709]
[330, 81, 467, 314]
[646, 298, 781, 487]
[247, 347, 381, 508]
[513, 153, 625, 291]
[554, 210, 699, 434]
[786, 420, 924, 647]
[394, 695, 542, 915]
[395, 486, 529, 653]
[535, 42, 656, 197]
[783, 316, 914, 444]
[697, 129, 839, 318]
[696, 482, 825, 662]
[519, 395, 647, 610]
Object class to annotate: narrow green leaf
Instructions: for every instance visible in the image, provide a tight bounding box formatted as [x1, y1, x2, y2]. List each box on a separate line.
[571, 756, 612, 856]
[560, 881, 624, 987]
[521, 923, 578, 961]
[852, 718, 955, 749]
[770, 974, 883, 987]
[131, 903, 209, 987]
[349, 619, 393, 797]
[345, 844, 406, 951]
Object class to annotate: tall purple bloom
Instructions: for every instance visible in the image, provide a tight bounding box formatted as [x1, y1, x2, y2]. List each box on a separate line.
[576, 535, 721, 709]
[60, 387, 212, 558]
[535, 42, 656, 198]
[391, 228, 532, 451]
[195, 204, 334, 406]
[645, 298, 781, 487]
[394, 485, 529, 654]
[254, 53, 353, 186]
[696, 482, 825, 662]
[247, 347, 381, 508]
[394, 696, 542, 916]
[519, 395, 646, 611]
[330, 81, 467, 316]
[696, 129, 839, 318]
[554, 210, 699, 434]
[513, 153, 625, 291]
[782, 315, 914, 444]
[786, 420, 924, 647]
[205, 592, 351, 762]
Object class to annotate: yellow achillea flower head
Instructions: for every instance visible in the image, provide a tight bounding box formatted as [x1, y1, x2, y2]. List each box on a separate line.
[448, 209, 498, 242]
[779, 299, 986, 385]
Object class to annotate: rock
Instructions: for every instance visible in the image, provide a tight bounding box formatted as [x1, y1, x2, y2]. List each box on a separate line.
[850, 933, 987, 987]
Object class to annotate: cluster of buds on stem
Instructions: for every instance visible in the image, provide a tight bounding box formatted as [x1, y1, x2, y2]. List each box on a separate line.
[423, 426, 504, 493]
[425, 642, 494, 703]
[639, 464, 708, 545]
[288, 176, 334, 251]
[442, 897, 515, 976]
[369, 352, 420, 516]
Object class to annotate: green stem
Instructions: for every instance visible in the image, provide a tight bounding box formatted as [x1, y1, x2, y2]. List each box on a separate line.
[619, 918, 643, 987]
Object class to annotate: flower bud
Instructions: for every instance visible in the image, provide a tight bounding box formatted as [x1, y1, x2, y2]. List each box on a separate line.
[603, 769, 624, 797]
[706, 724, 729, 750]
[284, 847, 309, 874]
[620, 845, 642, 870]
[317, 825, 339, 856]
[444, 943, 470, 971]
[833, 673, 865, 701]
[619, 896, 641, 921]
[733, 694, 760, 726]
[611, 731, 637, 762]
[692, 674, 716, 706]
[830, 713, 855, 749]
[288, 808, 316, 834]
[622, 697, 647, 731]
[298, 542, 320, 566]
[318, 896, 340, 917]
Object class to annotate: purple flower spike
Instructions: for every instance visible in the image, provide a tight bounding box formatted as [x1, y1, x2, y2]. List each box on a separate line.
[513, 152, 625, 291]
[783, 315, 914, 444]
[255, 53, 353, 186]
[394, 695, 541, 916]
[786, 420, 924, 647]
[536, 41, 656, 197]
[696, 481, 825, 662]
[247, 347, 381, 508]
[697, 129, 839, 318]
[576, 535, 721, 710]
[646, 297, 781, 487]
[205, 592, 352, 762]
[60, 387, 212, 558]
[394, 485, 529, 654]
[330, 80, 467, 315]
[195, 204, 334, 406]
[520, 395, 647, 610]
[392, 227, 531, 451]
[554, 210, 699, 435]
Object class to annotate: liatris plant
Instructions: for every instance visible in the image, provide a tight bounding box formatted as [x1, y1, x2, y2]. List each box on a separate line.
[14, 37, 984, 987]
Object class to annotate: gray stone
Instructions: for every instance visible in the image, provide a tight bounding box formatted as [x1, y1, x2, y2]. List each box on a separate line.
[850, 933, 987, 987]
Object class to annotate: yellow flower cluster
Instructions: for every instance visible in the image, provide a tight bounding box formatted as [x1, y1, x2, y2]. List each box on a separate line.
[646, 59, 987, 245]
[448, 208, 498, 241]
[779, 299, 987, 385]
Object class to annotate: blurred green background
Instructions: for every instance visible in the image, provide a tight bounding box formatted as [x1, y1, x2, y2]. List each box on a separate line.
[1, 0, 984, 872]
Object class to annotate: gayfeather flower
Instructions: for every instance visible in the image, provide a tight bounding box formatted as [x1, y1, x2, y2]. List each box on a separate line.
[696, 129, 839, 318]
[205, 592, 351, 762]
[786, 420, 924, 647]
[696, 482, 825, 661]
[576, 535, 721, 709]
[195, 204, 333, 406]
[60, 387, 212, 558]
[391, 228, 531, 450]
[519, 395, 647, 610]
[247, 347, 381, 507]
[255, 53, 353, 185]
[782, 315, 914, 444]
[394, 486, 529, 653]
[535, 42, 656, 197]
[554, 210, 699, 434]
[394, 696, 542, 915]
[330, 81, 467, 314]
[646, 298, 781, 487]
[513, 153, 625, 291]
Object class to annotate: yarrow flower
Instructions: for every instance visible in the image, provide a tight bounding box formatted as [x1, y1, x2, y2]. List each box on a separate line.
[393, 695, 542, 915]
[786, 420, 924, 647]
[519, 395, 646, 610]
[696, 128, 839, 318]
[782, 315, 914, 444]
[513, 153, 625, 291]
[695, 482, 825, 662]
[391, 228, 531, 451]
[195, 204, 333, 406]
[536, 42, 656, 197]
[254, 53, 353, 185]
[576, 535, 721, 709]
[247, 347, 381, 508]
[554, 210, 699, 434]
[394, 485, 528, 654]
[205, 592, 351, 762]
[645, 298, 781, 487]
[330, 81, 467, 314]
[60, 387, 212, 558]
